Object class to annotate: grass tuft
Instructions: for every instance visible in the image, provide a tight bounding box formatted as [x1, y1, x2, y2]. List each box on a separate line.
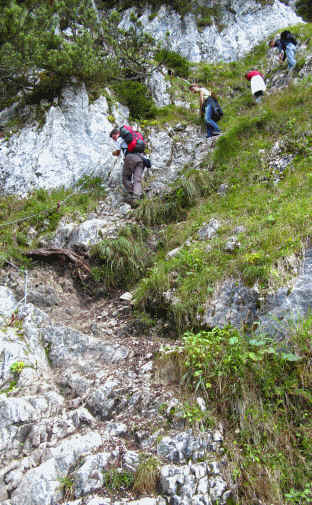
[91, 224, 152, 289]
[133, 456, 160, 495]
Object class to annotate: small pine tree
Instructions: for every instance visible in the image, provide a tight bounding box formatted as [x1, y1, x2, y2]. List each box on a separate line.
[0, 0, 164, 114]
[296, 0, 312, 21]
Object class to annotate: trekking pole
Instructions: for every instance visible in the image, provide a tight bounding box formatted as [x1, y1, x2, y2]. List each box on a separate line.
[24, 268, 28, 306]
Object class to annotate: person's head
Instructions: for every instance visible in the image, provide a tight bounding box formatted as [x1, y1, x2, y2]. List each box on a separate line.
[281, 30, 290, 41]
[269, 39, 275, 48]
[189, 83, 200, 93]
[109, 127, 120, 141]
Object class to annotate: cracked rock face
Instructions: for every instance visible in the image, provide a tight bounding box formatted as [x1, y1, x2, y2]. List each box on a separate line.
[0, 293, 231, 505]
[258, 248, 312, 338]
[119, 1, 302, 63]
[0, 85, 211, 201]
[0, 85, 127, 196]
[202, 279, 260, 329]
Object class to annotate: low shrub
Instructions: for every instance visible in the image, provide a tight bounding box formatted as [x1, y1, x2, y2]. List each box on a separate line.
[135, 169, 213, 226]
[112, 81, 156, 120]
[296, 0, 312, 22]
[103, 469, 135, 492]
[155, 48, 190, 78]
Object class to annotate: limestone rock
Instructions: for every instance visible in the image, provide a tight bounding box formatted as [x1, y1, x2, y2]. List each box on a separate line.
[258, 248, 312, 337]
[157, 430, 222, 464]
[41, 322, 129, 368]
[119, 2, 302, 63]
[147, 69, 171, 107]
[202, 279, 259, 329]
[73, 451, 113, 497]
[198, 219, 221, 241]
[159, 459, 229, 505]
[120, 291, 133, 302]
[0, 286, 17, 326]
[0, 85, 126, 196]
[224, 236, 240, 252]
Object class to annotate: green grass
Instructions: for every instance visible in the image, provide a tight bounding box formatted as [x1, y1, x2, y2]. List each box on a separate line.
[134, 26, 312, 331]
[90, 223, 153, 290]
[159, 322, 312, 505]
[0, 16, 311, 505]
[132, 25, 312, 504]
[0, 176, 106, 267]
[133, 456, 160, 495]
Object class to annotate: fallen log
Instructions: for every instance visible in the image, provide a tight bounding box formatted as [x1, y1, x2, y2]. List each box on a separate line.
[26, 248, 91, 274]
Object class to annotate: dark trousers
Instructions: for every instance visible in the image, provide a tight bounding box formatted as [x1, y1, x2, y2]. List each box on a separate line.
[122, 153, 144, 197]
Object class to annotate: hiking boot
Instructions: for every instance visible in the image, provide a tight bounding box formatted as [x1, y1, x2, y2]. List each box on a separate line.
[211, 130, 223, 137]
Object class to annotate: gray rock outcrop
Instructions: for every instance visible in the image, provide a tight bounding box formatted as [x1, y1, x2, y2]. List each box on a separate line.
[0, 85, 210, 200]
[119, 1, 302, 63]
[0, 295, 230, 505]
[202, 279, 259, 330]
[0, 85, 125, 195]
[258, 248, 312, 337]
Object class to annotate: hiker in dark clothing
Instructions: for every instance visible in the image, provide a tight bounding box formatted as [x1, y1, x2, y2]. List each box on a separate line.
[269, 31, 297, 70]
[204, 95, 223, 138]
[110, 127, 144, 201]
[189, 84, 223, 138]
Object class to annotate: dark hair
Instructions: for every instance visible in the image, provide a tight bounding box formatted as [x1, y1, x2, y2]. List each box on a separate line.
[211, 92, 218, 101]
[109, 127, 119, 138]
[281, 30, 291, 41]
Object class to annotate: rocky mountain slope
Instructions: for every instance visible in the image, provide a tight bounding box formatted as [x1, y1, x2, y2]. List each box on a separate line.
[0, 2, 311, 505]
[118, 0, 302, 62]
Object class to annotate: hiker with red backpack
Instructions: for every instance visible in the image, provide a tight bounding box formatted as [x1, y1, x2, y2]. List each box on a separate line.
[110, 125, 151, 203]
[245, 70, 266, 103]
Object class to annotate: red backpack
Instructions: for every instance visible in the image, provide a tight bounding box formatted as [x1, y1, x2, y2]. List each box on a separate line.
[119, 125, 146, 153]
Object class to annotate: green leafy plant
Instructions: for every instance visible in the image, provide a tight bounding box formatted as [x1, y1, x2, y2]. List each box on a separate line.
[58, 476, 74, 500]
[296, 0, 312, 21]
[0, 380, 17, 395]
[285, 482, 312, 504]
[112, 80, 156, 120]
[162, 322, 311, 505]
[103, 469, 134, 492]
[182, 401, 215, 429]
[10, 361, 25, 375]
[155, 48, 190, 78]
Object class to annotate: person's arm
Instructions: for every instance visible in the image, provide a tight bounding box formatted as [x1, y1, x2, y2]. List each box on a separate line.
[199, 89, 205, 114]
[275, 40, 285, 61]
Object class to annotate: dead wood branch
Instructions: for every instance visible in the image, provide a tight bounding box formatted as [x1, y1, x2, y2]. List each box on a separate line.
[26, 248, 91, 274]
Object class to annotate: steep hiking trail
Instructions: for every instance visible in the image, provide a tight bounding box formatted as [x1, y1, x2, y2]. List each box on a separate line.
[0, 19, 312, 505]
